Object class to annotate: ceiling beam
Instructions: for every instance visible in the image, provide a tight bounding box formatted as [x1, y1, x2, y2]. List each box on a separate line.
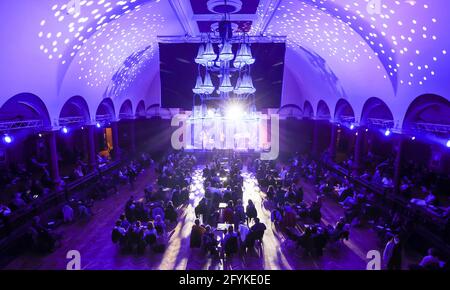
[168, 0, 200, 36]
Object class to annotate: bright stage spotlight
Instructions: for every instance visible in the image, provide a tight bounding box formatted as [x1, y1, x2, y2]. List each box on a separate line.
[226, 103, 244, 120]
[61, 126, 69, 134]
[384, 129, 391, 136]
[96, 122, 101, 128]
[446, 140, 450, 148]
[2, 134, 13, 144]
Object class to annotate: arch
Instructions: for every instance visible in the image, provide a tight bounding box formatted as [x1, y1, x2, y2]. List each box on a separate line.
[59, 95, 91, 126]
[277, 104, 303, 119]
[119, 99, 133, 119]
[135, 100, 146, 118]
[316, 100, 331, 119]
[402, 94, 450, 129]
[303, 101, 314, 118]
[146, 104, 172, 119]
[334, 98, 355, 122]
[361, 97, 394, 124]
[0, 93, 51, 127]
[96, 97, 116, 120]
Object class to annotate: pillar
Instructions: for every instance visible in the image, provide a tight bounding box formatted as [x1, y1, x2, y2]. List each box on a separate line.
[47, 130, 61, 184]
[129, 119, 136, 155]
[312, 119, 320, 157]
[87, 124, 97, 170]
[329, 122, 337, 161]
[393, 136, 404, 194]
[352, 127, 364, 176]
[111, 121, 121, 160]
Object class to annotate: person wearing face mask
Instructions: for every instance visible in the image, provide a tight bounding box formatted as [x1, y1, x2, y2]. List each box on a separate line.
[383, 235, 402, 270]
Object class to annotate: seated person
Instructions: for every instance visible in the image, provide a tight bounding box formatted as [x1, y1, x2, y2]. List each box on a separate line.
[11, 192, 27, 209]
[246, 218, 266, 248]
[62, 204, 74, 223]
[281, 203, 297, 228]
[119, 214, 130, 229]
[190, 219, 206, 248]
[152, 203, 165, 221]
[418, 248, 443, 270]
[164, 201, 178, 224]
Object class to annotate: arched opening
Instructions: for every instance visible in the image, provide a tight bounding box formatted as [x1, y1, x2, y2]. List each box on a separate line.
[135, 100, 146, 118]
[402, 94, 450, 174]
[58, 96, 91, 127]
[360, 98, 395, 172]
[316, 100, 331, 120]
[361, 97, 394, 127]
[403, 94, 450, 129]
[0, 93, 51, 169]
[0, 93, 51, 127]
[119, 99, 133, 120]
[57, 96, 91, 177]
[95, 98, 117, 162]
[303, 101, 314, 119]
[277, 104, 303, 119]
[334, 98, 355, 122]
[334, 99, 356, 162]
[95, 98, 116, 123]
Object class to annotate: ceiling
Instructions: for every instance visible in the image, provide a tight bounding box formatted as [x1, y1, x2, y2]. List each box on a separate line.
[0, 0, 449, 128]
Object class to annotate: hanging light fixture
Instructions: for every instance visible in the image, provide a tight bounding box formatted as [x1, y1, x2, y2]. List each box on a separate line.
[245, 44, 255, 65]
[202, 40, 217, 61]
[195, 44, 207, 66]
[192, 74, 204, 94]
[201, 70, 215, 94]
[218, 72, 234, 93]
[219, 41, 234, 61]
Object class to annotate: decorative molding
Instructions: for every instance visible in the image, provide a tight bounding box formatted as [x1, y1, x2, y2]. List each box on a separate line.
[168, 0, 200, 36]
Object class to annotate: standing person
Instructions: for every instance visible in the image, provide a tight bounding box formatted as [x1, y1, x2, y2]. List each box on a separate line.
[246, 199, 257, 225]
[383, 235, 402, 270]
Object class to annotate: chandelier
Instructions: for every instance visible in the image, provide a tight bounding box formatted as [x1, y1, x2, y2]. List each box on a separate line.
[192, 22, 256, 98]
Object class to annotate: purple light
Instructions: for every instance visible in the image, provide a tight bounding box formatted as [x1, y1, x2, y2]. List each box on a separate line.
[384, 129, 391, 136]
[2, 134, 12, 144]
[350, 124, 355, 130]
[446, 140, 450, 148]
[62, 126, 69, 134]
[411, 136, 416, 141]
[96, 122, 101, 128]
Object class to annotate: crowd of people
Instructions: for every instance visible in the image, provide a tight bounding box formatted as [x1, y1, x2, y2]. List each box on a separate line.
[111, 151, 195, 254]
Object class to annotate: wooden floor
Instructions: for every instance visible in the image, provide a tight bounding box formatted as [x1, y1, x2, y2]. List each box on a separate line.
[4, 165, 419, 270]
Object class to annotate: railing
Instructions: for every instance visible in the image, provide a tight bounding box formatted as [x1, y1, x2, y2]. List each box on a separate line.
[58, 116, 86, 126]
[410, 122, 450, 134]
[0, 120, 44, 131]
[0, 160, 122, 252]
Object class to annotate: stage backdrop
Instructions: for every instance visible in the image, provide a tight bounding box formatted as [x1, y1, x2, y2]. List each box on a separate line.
[159, 42, 285, 110]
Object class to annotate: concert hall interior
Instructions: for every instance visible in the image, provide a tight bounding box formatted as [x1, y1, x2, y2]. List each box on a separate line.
[0, 0, 449, 271]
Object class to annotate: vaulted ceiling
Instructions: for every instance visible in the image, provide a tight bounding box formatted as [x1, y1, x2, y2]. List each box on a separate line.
[0, 0, 449, 128]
